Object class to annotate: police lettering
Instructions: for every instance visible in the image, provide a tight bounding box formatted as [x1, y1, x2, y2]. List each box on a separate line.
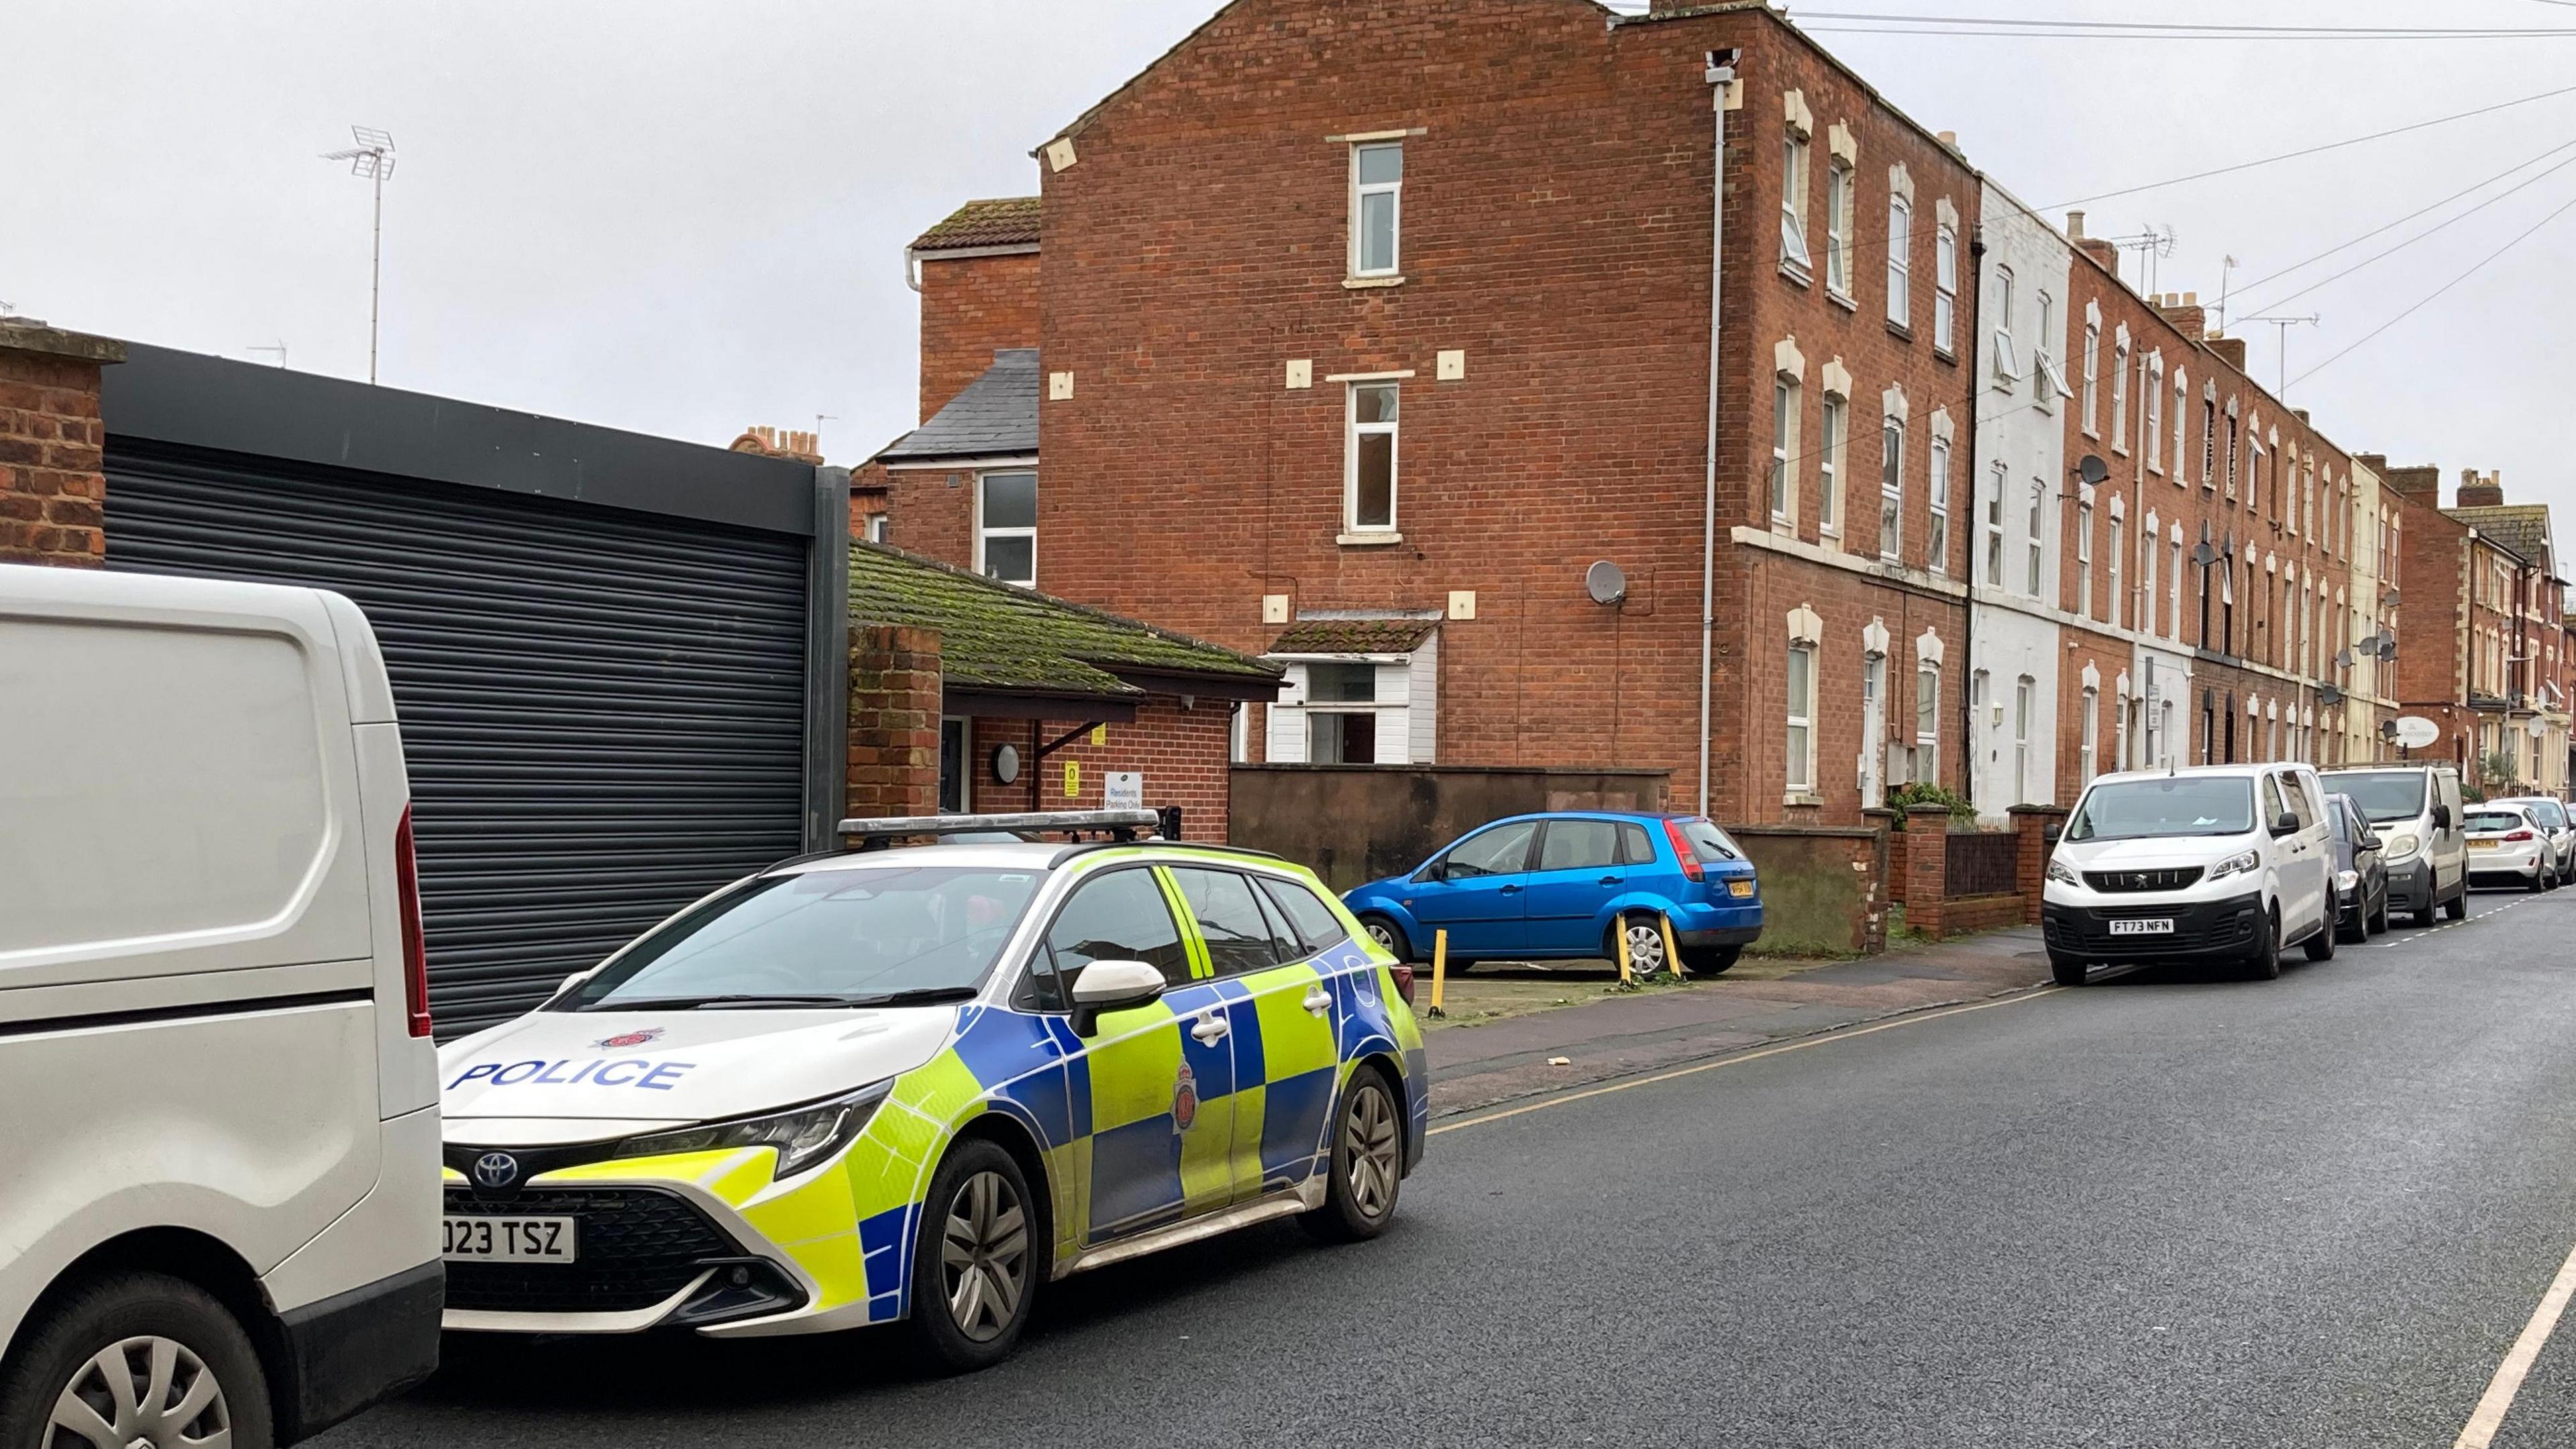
[446, 1057, 697, 1091]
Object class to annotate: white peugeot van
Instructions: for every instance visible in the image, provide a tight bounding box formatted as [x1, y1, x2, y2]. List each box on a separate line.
[2041, 763, 2338, 984]
[0, 564, 441, 1447]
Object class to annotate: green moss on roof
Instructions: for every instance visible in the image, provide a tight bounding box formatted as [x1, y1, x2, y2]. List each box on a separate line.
[849, 543, 1280, 700]
[911, 197, 1041, 252]
[2447, 504, 2551, 566]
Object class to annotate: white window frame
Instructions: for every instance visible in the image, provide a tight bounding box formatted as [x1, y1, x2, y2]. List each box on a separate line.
[1990, 265, 2019, 386]
[2077, 501, 2094, 618]
[973, 468, 1038, 586]
[2143, 515, 2161, 636]
[1345, 382, 1399, 534]
[1886, 195, 1912, 326]
[2145, 354, 2165, 472]
[2111, 333, 2131, 450]
[1879, 416, 1904, 561]
[2025, 478, 2045, 598]
[1786, 643, 1817, 793]
[1933, 224, 1958, 355]
[2080, 686, 2100, 786]
[1927, 435, 1951, 575]
[2014, 676, 2035, 804]
[865, 512, 888, 543]
[2108, 513, 2125, 631]
[1984, 461, 2006, 587]
[2033, 291, 2063, 409]
[1825, 160, 1855, 298]
[1770, 374, 1797, 527]
[1916, 661, 1941, 785]
[1818, 392, 1846, 536]
[2081, 321, 2102, 436]
[1780, 133, 1813, 279]
[1350, 141, 1403, 278]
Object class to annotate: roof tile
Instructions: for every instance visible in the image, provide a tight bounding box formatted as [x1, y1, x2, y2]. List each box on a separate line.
[1267, 618, 1440, 655]
[910, 197, 1041, 252]
[875, 349, 1037, 462]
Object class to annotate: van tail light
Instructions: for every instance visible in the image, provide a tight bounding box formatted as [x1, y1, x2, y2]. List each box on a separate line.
[396, 805, 433, 1038]
[1388, 963, 1417, 1008]
[1661, 818, 1706, 883]
[2505, 829, 2536, 843]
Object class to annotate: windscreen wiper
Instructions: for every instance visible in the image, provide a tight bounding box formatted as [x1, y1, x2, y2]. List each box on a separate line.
[580, 993, 859, 1012]
[843, 985, 982, 1008]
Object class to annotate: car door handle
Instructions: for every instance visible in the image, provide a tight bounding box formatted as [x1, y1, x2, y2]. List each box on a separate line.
[1302, 986, 1333, 1016]
[1499, 884, 1521, 894]
[1189, 1014, 1229, 1045]
[1598, 875, 1623, 885]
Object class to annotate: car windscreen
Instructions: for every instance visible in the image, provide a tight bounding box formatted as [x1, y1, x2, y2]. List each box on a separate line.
[555, 865, 1044, 1012]
[2465, 811, 2527, 835]
[2329, 771, 2428, 824]
[2065, 777, 2256, 842]
[1678, 818, 1745, 863]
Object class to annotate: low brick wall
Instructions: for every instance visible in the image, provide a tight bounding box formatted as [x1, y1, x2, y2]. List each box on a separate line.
[848, 624, 943, 823]
[1933, 893, 2025, 937]
[1728, 824, 1888, 957]
[1230, 765, 1670, 891]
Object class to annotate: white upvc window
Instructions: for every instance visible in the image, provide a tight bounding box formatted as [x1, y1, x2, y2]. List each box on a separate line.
[2171, 539, 2184, 643]
[2110, 336, 2131, 447]
[1346, 382, 1399, 533]
[1770, 375, 1797, 525]
[2025, 478, 2045, 597]
[865, 512, 889, 543]
[1984, 462, 2007, 587]
[2081, 321, 2102, 436]
[2108, 514, 2125, 631]
[1825, 160, 1855, 297]
[1780, 133, 1813, 278]
[975, 470, 1038, 586]
[1933, 225, 1958, 354]
[1886, 195, 1912, 326]
[2143, 518, 2160, 636]
[2175, 369, 2192, 480]
[1351, 142, 1403, 277]
[1927, 435, 1951, 574]
[2081, 686, 2100, 786]
[1916, 662, 1941, 784]
[1818, 394, 1846, 535]
[2033, 291, 2064, 408]
[1786, 643, 1817, 792]
[2145, 354, 2165, 471]
[1878, 417, 1904, 561]
[1990, 266, 2019, 386]
[1267, 654, 1432, 765]
[2077, 501, 2094, 617]
[2014, 676, 2035, 804]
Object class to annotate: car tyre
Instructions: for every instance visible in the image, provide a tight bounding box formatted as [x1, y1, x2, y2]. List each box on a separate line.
[2337, 904, 2365, 945]
[2369, 889, 2390, 934]
[1356, 913, 1411, 963]
[1301, 1065, 1404, 1244]
[0, 1271, 274, 1449]
[2246, 907, 2282, 980]
[1682, 945, 1742, 976]
[2048, 953, 2088, 987]
[2304, 912, 2337, 961]
[2445, 886, 2469, 921]
[905, 1138, 1038, 1374]
[2533, 865, 2553, 894]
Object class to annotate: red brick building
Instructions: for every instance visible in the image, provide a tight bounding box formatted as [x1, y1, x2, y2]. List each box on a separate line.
[984, 0, 1987, 826]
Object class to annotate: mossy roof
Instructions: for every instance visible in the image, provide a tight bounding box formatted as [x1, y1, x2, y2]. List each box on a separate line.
[910, 197, 1041, 252]
[849, 542, 1281, 702]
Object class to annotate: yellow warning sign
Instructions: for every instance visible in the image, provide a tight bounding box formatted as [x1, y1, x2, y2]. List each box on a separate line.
[1063, 761, 1081, 799]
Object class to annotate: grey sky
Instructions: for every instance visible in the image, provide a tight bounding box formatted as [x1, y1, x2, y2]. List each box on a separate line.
[11, 1, 2574, 521]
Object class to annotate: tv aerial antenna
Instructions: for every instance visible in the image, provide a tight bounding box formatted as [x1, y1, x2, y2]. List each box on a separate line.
[319, 125, 396, 384]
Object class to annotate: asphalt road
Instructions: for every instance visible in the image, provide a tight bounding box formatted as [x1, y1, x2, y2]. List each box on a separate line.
[323, 885, 2576, 1448]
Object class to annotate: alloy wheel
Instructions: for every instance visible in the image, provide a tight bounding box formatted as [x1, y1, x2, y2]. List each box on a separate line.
[1343, 1082, 1401, 1222]
[1622, 921, 1668, 978]
[1365, 921, 1399, 953]
[48, 1335, 232, 1449]
[939, 1170, 1030, 1343]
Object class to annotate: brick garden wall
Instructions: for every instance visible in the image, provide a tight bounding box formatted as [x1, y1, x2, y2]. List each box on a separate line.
[0, 326, 121, 567]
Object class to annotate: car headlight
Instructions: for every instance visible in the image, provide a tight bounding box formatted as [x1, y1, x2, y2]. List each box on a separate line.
[2045, 857, 2080, 886]
[2382, 832, 2420, 861]
[616, 1081, 891, 1179]
[2206, 849, 2261, 883]
[2337, 869, 2359, 892]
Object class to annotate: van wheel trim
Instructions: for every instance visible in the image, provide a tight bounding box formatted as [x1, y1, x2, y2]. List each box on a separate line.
[50, 1335, 232, 1449]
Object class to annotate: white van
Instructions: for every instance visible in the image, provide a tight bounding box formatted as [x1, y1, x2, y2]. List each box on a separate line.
[0, 564, 441, 1446]
[2040, 763, 2339, 984]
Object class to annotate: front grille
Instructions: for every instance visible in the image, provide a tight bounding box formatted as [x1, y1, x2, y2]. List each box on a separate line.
[2044, 898, 2263, 958]
[445, 1187, 741, 1314]
[2083, 867, 2204, 894]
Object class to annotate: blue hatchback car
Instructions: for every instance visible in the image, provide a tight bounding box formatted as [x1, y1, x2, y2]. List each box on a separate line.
[1342, 812, 1764, 976]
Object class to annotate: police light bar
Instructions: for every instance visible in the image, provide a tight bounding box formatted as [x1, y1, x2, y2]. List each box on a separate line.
[837, 809, 1173, 843]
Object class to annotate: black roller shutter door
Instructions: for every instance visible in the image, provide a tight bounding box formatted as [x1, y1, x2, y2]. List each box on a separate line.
[105, 445, 810, 1038]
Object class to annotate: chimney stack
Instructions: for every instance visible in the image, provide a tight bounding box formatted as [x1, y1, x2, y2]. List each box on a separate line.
[2208, 336, 2248, 372]
[2383, 464, 2441, 500]
[2155, 292, 2208, 341]
[2457, 469, 2505, 508]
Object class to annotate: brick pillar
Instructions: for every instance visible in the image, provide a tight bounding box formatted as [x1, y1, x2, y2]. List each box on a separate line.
[2008, 804, 2070, 923]
[847, 624, 944, 830]
[0, 322, 123, 568]
[1904, 804, 1953, 936]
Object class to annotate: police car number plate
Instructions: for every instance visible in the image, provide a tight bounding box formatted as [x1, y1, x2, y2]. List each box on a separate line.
[2107, 918, 2174, 935]
[443, 1216, 576, 1263]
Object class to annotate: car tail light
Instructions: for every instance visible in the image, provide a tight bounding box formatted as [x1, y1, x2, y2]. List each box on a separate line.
[1388, 963, 1417, 1007]
[396, 804, 433, 1038]
[2506, 829, 2536, 843]
[1661, 818, 1705, 883]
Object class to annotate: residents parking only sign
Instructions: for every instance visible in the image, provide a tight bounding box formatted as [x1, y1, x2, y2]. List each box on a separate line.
[1106, 771, 1144, 809]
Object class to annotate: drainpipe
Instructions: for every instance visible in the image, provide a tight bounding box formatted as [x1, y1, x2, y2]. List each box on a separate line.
[1698, 48, 1739, 820]
[1959, 225, 1988, 808]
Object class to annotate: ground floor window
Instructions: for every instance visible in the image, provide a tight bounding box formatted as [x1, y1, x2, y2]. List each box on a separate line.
[1265, 648, 1432, 764]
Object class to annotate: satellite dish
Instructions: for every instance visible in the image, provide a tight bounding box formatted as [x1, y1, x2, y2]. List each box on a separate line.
[2319, 685, 2345, 706]
[2379, 718, 2401, 741]
[1585, 560, 1629, 606]
[2376, 637, 2399, 661]
[2075, 454, 2110, 488]
[2394, 716, 2441, 749]
[2191, 541, 2218, 567]
[2530, 716, 2550, 739]
[2334, 648, 2355, 668]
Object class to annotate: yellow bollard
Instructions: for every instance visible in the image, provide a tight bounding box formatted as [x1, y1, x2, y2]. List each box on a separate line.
[1660, 912, 1685, 981]
[1428, 928, 1449, 1019]
[1616, 912, 1635, 987]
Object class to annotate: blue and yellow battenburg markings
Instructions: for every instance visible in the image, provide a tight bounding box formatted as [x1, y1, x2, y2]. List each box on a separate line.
[535, 855, 1427, 1327]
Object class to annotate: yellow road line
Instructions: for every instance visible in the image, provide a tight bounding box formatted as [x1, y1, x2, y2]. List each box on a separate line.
[2455, 1238, 2576, 1448]
[1428, 986, 2064, 1137]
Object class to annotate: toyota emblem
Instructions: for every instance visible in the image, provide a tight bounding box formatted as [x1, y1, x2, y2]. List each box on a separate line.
[472, 1152, 521, 1189]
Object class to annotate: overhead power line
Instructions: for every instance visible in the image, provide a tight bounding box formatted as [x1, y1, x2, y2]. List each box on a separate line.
[1796, 11, 2576, 39]
[2235, 144, 2576, 315]
[2047, 81, 2576, 209]
[2229, 133, 2576, 297]
[2292, 190, 2576, 386]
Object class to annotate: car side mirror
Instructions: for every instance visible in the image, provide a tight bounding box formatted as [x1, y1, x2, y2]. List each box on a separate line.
[546, 967, 600, 1005]
[2271, 811, 2301, 837]
[2432, 804, 2453, 830]
[2043, 822, 2063, 845]
[1069, 959, 1166, 1037]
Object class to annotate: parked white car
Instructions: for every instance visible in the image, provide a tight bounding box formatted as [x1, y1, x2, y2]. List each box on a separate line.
[2487, 796, 2575, 885]
[0, 564, 442, 1447]
[2463, 802, 2556, 892]
[2040, 764, 2338, 985]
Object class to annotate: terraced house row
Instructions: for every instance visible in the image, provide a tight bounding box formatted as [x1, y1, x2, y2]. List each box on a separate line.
[857, 0, 2576, 830]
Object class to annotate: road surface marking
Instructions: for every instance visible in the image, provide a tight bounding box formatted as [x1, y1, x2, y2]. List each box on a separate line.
[1429, 987, 2063, 1137]
[2454, 1238, 2576, 1448]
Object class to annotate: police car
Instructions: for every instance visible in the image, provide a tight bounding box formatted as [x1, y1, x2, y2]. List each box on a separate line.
[436, 811, 1428, 1370]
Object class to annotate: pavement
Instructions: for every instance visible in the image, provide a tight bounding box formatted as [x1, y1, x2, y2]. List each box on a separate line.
[322, 891, 2576, 1448]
